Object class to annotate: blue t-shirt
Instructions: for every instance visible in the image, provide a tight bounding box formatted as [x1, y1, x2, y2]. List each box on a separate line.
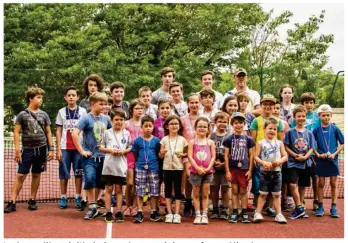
[290, 111, 320, 132]
[131, 136, 161, 172]
[223, 134, 255, 170]
[77, 113, 112, 158]
[283, 128, 315, 169]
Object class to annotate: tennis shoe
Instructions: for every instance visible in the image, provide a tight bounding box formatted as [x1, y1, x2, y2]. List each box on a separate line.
[201, 215, 209, 225]
[315, 207, 324, 217]
[78, 200, 87, 211]
[75, 196, 82, 208]
[28, 199, 38, 211]
[241, 213, 250, 223]
[133, 211, 144, 223]
[274, 213, 287, 224]
[124, 207, 132, 216]
[288, 206, 305, 219]
[131, 206, 138, 216]
[264, 207, 276, 217]
[105, 212, 114, 223]
[193, 215, 202, 224]
[253, 212, 264, 223]
[210, 209, 219, 219]
[97, 198, 105, 209]
[59, 197, 67, 209]
[115, 211, 124, 222]
[165, 213, 174, 223]
[219, 208, 229, 220]
[173, 214, 181, 224]
[313, 200, 319, 211]
[229, 212, 239, 223]
[4, 201, 16, 213]
[330, 207, 339, 218]
[84, 207, 99, 220]
[150, 211, 162, 222]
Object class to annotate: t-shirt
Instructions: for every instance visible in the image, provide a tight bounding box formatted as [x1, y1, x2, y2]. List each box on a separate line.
[131, 136, 161, 172]
[259, 139, 282, 171]
[55, 106, 87, 150]
[151, 88, 172, 105]
[210, 132, 228, 173]
[153, 117, 166, 139]
[79, 98, 90, 112]
[160, 135, 188, 170]
[126, 119, 143, 143]
[76, 113, 112, 158]
[290, 111, 321, 132]
[112, 101, 130, 120]
[180, 114, 197, 142]
[15, 109, 51, 148]
[145, 104, 158, 120]
[223, 87, 261, 113]
[173, 101, 188, 117]
[250, 116, 284, 143]
[280, 103, 296, 124]
[223, 134, 255, 170]
[101, 128, 131, 177]
[283, 128, 316, 169]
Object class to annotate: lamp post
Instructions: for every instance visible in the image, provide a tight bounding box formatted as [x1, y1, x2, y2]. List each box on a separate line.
[328, 71, 344, 105]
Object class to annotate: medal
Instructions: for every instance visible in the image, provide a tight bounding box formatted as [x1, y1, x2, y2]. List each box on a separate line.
[327, 152, 331, 156]
[144, 164, 149, 170]
[69, 129, 73, 134]
[143, 136, 152, 171]
[34, 129, 37, 134]
[121, 138, 126, 144]
[237, 161, 242, 168]
[158, 127, 164, 132]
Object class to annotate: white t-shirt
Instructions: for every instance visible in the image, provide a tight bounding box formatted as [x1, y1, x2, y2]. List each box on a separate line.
[223, 87, 261, 113]
[151, 88, 172, 105]
[145, 104, 158, 120]
[160, 135, 188, 170]
[173, 101, 188, 117]
[259, 139, 282, 171]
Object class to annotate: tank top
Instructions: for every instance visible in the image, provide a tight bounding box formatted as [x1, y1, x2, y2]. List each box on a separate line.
[190, 138, 214, 174]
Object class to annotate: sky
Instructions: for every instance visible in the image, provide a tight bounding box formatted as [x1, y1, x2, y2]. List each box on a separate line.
[261, 3, 345, 73]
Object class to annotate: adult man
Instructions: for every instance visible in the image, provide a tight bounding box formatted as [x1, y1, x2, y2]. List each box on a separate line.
[222, 68, 261, 116]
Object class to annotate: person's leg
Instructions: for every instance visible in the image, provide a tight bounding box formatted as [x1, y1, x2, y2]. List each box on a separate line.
[10, 174, 27, 202]
[125, 168, 134, 209]
[256, 194, 267, 213]
[30, 173, 41, 199]
[192, 185, 201, 214]
[330, 176, 337, 204]
[105, 184, 113, 211]
[173, 170, 183, 215]
[201, 182, 210, 215]
[231, 184, 239, 211]
[164, 170, 173, 214]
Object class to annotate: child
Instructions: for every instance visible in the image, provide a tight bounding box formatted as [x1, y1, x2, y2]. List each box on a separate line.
[124, 99, 145, 217]
[110, 81, 130, 120]
[180, 93, 200, 216]
[5, 87, 54, 213]
[101, 95, 113, 116]
[79, 74, 104, 112]
[221, 95, 248, 135]
[224, 112, 254, 223]
[284, 105, 315, 219]
[236, 92, 255, 134]
[199, 70, 224, 110]
[253, 118, 288, 224]
[72, 92, 112, 220]
[131, 115, 162, 223]
[159, 115, 188, 224]
[279, 84, 296, 124]
[55, 87, 87, 209]
[151, 67, 175, 105]
[139, 86, 158, 120]
[209, 112, 230, 220]
[169, 82, 188, 117]
[99, 108, 132, 223]
[199, 88, 219, 131]
[313, 104, 344, 218]
[188, 117, 216, 225]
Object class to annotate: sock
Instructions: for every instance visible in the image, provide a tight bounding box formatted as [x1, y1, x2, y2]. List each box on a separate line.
[61, 194, 67, 199]
[151, 209, 157, 213]
[202, 209, 208, 217]
[318, 202, 323, 208]
[195, 211, 201, 216]
[331, 203, 337, 208]
[233, 208, 238, 214]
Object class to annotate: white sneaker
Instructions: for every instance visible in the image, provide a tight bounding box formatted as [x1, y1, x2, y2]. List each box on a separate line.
[201, 215, 209, 225]
[165, 214, 173, 223]
[274, 213, 287, 224]
[193, 215, 202, 224]
[173, 214, 181, 224]
[253, 212, 264, 223]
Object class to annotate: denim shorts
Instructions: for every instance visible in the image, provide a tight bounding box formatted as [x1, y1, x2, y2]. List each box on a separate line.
[210, 173, 230, 187]
[250, 163, 261, 195]
[81, 156, 105, 190]
[135, 168, 159, 197]
[259, 170, 282, 195]
[59, 150, 83, 179]
[18, 146, 47, 174]
[189, 173, 213, 187]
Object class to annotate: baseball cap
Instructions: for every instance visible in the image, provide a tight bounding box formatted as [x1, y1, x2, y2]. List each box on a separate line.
[234, 68, 247, 76]
[317, 104, 333, 113]
[231, 112, 245, 120]
[260, 94, 277, 104]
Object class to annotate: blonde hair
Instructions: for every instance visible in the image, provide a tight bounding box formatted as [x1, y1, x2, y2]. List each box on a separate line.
[88, 92, 108, 104]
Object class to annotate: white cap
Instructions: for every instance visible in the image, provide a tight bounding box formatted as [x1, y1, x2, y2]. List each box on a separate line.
[317, 104, 333, 113]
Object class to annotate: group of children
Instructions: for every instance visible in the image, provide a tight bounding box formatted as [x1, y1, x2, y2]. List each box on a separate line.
[4, 67, 344, 226]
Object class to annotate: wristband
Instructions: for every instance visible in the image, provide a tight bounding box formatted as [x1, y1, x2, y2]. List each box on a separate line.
[49, 146, 54, 151]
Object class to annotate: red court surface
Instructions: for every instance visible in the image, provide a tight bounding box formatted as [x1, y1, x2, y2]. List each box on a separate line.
[4, 199, 344, 238]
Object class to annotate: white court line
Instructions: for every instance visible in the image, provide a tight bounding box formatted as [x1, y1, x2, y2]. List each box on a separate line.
[106, 207, 113, 239]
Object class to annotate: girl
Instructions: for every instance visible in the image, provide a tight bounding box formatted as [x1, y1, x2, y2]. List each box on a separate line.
[159, 115, 188, 224]
[79, 74, 104, 112]
[279, 84, 296, 124]
[188, 117, 216, 225]
[180, 93, 200, 216]
[124, 99, 145, 216]
[236, 92, 255, 134]
[221, 95, 248, 135]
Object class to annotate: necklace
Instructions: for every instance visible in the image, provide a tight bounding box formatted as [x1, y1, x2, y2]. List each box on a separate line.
[112, 129, 126, 150]
[67, 106, 78, 133]
[321, 124, 332, 156]
[142, 136, 152, 169]
[169, 135, 179, 162]
[27, 109, 41, 134]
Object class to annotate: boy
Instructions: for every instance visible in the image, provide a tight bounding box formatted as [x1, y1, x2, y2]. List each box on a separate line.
[72, 92, 112, 220]
[169, 82, 188, 117]
[55, 87, 87, 209]
[102, 95, 113, 116]
[80, 74, 104, 112]
[210, 112, 230, 220]
[199, 70, 224, 110]
[313, 104, 344, 218]
[151, 67, 175, 105]
[5, 86, 54, 213]
[199, 88, 219, 131]
[131, 115, 162, 223]
[110, 81, 130, 120]
[224, 112, 255, 223]
[139, 86, 158, 119]
[284, 105, 316, 219]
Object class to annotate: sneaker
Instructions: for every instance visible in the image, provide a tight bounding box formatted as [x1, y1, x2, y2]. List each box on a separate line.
[59, 197, 67, 209]
[229, 213, 239, 223]
[133, 211, 144, 223]
[219, 208, 229, 220]
[173, 214, 181, 224]
[201, 215, 209, 225]
[131, 206, 138, 217]
[150, 211, 162, 222]
[28, 199, 38, 211]
[124, 207, 132, 217]
[4, 201, 16, 213]
[78, 200, 87, 211]
[75, 196, 82, 208]
[281, 202, 291, 212]
[253, 212, 264, 223]
[288, 206, 305, 219]
[302, 212, 309, 218]
[330, 207, 339, 218]
[115, 211, 124, 222]
[210, 209, 219, 219]
[193, 215, 202, 224]
[159, 196, 166, 206]
[111, 195, 116, 207]
[315, 207, 324, 217]
[264, 207, 276, 217]
[313, 200, 319, 211]
[165, 213, 174, 223]
[274, 213, 287, 224]
[247, 203, 255, 212]
[105, 212, 114, 223]
[97, 198, 105, 208]
[183, 199, 193, 216]
[84, 207, 99, 220]
[242, 213, 250, 223]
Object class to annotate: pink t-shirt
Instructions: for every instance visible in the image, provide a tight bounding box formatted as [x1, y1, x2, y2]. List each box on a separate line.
[180, 114, 197, 142]
[153, 117, 166, 139]
[190, 139, 214, 174]
[126, 119, 143, 144]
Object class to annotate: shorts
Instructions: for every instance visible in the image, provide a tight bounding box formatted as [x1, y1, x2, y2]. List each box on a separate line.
[189, 173, 213, 187]
[126, 152, 136, 169]
[251, 164, 261, 195]
[82, 156, 105, 190]
[287, 167, 311, 187]
[259, 170, 282, 195]
[230, 169, 249, 188]
[210, 173, 230, 187]
[281, 163, 290, 184]
[101, 175, 126, 186]
[310, 158, 317, 177]
[59, 150, 83, 179]
[18, 146, 47, 174]
[135, 168, 159, 197]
